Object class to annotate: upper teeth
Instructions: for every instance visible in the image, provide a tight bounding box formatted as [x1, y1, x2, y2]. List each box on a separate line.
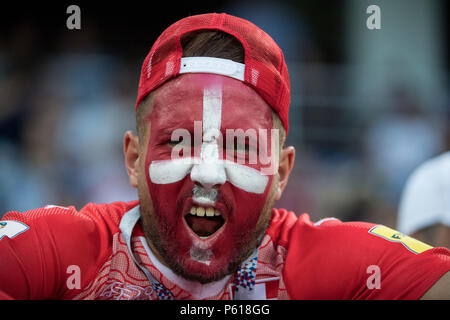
[190, 206, 220, 217]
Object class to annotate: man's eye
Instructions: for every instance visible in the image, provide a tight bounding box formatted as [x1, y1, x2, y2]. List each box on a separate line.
[235, 143, 249, 154]
[224, 144, 249, 159]
[162, 138, 180, 147]
[167, 140, 179, 146]
[166, 137, 193, 148]
[226, 137, 251, 154]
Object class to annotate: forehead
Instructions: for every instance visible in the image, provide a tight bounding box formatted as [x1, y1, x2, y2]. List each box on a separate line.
[147, 74, 273, 130]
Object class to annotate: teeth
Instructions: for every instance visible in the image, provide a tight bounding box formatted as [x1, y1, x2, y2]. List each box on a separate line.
[206, 208, 214, 217]
[189, 206, 221, 217]
[197, 207, 205, 217]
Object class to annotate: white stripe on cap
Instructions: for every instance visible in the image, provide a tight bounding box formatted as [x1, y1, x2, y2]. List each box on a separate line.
[179, 57, 245, 81]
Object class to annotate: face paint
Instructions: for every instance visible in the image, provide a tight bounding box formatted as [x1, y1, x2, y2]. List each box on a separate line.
[143, 73, 276, 280]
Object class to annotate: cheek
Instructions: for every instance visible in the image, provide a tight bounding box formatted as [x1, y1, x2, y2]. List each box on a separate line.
[148, 183, 180, 215]
[144, 142, 181, 224]
[223, 174, 274, 229]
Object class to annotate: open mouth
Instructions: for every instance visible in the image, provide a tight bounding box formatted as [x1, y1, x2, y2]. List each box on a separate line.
[184, 205, 226, 238]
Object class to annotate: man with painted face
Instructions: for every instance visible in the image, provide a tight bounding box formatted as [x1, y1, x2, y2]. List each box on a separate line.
[0, 13, 449, 300]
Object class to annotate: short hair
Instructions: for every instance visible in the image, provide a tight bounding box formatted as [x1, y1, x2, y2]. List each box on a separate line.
[181, 30, 245, 63]
[136, 30, 286, 147]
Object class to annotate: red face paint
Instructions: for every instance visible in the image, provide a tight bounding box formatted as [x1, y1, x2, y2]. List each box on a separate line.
[144, 74, 275, 279]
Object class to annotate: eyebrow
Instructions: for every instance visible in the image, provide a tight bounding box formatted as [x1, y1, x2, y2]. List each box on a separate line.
[159, 127, 183, 138]
[157, 121, 197, 137]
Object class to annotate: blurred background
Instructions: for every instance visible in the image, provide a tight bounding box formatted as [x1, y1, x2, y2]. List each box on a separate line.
[0, 0, 448, 229]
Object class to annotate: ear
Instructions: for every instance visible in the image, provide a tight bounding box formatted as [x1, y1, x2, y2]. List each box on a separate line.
[275, 146, 295, 201]
[124, 130, 140, 188]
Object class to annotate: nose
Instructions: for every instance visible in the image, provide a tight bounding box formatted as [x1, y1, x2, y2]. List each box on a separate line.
[190, 161, 226, 191]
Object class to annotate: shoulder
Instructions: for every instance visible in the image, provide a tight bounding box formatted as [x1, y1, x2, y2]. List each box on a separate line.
[0, 200, 138, 298]
[284, 215, 382, 276]
[265, 208, 298, 248]
[1, 200, 139, 258]
[265, 209, 372, 251]
[267, 209, 377, 252]
[2, 200, 139, 237]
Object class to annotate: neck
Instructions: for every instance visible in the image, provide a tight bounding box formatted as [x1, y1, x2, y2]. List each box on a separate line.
[142, 231, 172, 269]
[139, 234, 232, 299]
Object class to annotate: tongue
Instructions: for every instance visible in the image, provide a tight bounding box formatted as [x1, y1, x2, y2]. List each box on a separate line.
[185, 215, 223, 237]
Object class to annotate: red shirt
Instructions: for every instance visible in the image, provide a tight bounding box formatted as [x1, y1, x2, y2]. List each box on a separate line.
[0, 201, 448, 299]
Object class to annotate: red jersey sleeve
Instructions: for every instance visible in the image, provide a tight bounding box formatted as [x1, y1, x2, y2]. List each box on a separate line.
[283, 214, 450, 299]
[0, 205, 111, 299]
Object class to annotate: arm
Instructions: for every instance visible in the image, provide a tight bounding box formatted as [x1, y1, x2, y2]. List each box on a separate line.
[0, 206, 94, 299]
[0, 291, 13, 300]
[284, 218, 450, 299]
[0, 214, 58, 299]
[420, 271, 450, 300]
[411, 225, 450, 249]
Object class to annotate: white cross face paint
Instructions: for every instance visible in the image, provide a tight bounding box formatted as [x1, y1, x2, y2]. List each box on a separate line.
[202, 86, 222, 135]
[149, 158, 196, 185]
[190, 246, 213, 265]
[150, 158, 269, 194]
[148, 84, 270, 194]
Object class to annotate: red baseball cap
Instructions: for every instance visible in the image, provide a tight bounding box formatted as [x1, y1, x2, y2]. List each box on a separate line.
[135, 13, 291, 133]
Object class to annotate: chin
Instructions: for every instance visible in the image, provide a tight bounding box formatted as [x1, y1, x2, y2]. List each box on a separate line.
[172, 254, 233, 284]
[158, 221, 256, 284]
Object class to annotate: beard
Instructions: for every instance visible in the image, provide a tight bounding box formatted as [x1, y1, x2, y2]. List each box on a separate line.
[137, 175, 279, 284]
